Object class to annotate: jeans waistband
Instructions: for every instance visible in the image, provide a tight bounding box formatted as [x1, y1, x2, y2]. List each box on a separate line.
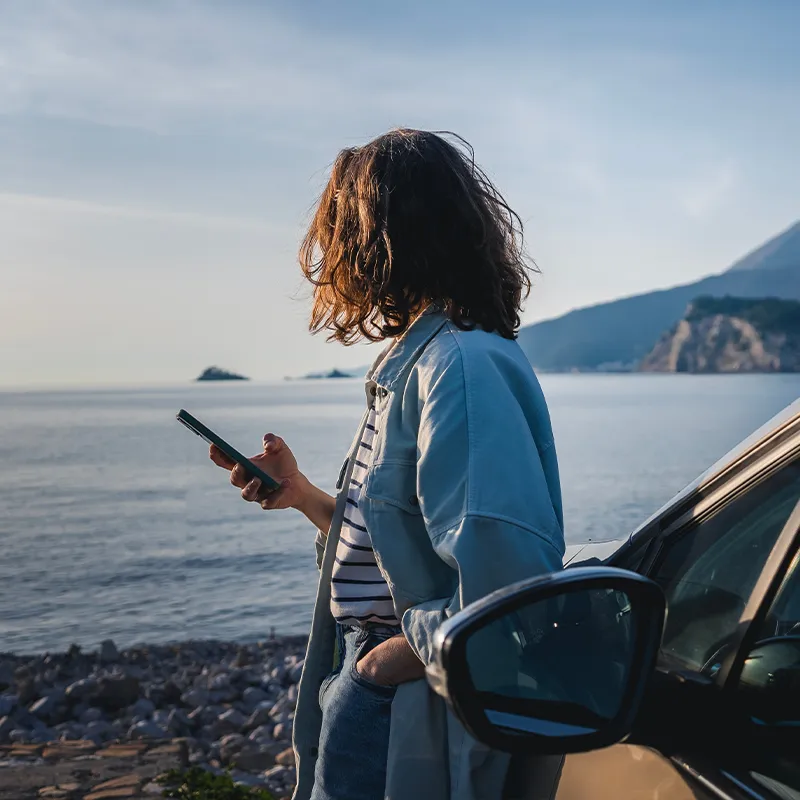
[338, 621, 402, 637]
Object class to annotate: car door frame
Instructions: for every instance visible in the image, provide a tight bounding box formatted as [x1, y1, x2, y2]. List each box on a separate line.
[606, 416, 800, 799]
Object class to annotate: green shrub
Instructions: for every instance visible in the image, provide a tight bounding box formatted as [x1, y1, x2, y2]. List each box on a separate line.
[687, 295, 800, 334]
[157, 767, 276, 800]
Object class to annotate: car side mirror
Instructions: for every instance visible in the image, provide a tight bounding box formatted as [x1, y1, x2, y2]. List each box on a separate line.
[425, 567, 666, 754]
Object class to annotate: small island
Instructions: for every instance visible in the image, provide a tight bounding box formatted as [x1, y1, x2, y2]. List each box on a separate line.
[286, 366, 369, 380]
[304, 368, 352, 379]
[196, 366, 249, 382]
[639, 296, 800, 373]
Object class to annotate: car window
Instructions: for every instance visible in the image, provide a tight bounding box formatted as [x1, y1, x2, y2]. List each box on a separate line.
[759, 552, 800, 640]
[739, 552, 800, 796]
[650, 461, 800, 672]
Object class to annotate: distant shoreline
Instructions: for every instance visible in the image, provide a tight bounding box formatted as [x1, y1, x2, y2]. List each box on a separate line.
[3, 371, 798, 394]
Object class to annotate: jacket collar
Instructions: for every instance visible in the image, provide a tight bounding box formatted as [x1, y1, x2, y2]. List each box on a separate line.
[367, 307, 449, 393]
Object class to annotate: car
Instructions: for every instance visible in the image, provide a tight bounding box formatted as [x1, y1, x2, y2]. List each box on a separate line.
[426, 399, 800, 800]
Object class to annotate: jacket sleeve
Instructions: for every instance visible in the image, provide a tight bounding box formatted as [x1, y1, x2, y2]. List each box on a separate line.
[401, 347, 565, 666]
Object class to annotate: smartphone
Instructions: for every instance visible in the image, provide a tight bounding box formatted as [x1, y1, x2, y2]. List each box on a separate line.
[176, 409, 280, 491]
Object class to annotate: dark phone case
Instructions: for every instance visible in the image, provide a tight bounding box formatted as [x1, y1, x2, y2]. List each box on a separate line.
[176, 409, 280, 490]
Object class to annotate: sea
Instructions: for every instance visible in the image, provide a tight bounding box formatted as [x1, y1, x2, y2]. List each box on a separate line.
[1, 375, 798, 655]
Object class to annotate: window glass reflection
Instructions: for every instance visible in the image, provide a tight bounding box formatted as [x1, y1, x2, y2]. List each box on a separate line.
[465, 588, 635, 731]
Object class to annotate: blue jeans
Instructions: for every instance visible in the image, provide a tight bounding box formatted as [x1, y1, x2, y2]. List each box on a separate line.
[310, 623, 401, 800]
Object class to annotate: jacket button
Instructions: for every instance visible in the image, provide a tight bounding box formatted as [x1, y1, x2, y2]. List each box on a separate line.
[379, 388, 389, 397]
[409, 495, 419, 506]
[369, 386, 377, 397]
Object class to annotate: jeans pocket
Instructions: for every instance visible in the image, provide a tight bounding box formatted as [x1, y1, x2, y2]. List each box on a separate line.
[318, 669, 340, 709]
[349, 638, 397, 699]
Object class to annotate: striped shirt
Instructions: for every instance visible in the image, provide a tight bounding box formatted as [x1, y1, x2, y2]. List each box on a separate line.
[329, 405, 400, 626]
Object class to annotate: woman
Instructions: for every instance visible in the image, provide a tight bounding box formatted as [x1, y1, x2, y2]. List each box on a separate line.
[211, 129, 565, 800]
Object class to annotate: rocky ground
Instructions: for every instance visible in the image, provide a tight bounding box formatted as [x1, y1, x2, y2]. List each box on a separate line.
[0, 739, 186, 799]
[0, 637, 308, 798]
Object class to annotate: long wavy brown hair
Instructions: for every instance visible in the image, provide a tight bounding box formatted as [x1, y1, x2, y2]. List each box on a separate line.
[299, 129, 533, 343]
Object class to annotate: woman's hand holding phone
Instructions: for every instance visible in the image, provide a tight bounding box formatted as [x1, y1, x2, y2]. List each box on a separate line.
[210, 433, 300, 508]
[210, 434, 336, 532]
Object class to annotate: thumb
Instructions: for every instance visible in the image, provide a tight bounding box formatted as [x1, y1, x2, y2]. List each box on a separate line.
[263, 433, 285, 454]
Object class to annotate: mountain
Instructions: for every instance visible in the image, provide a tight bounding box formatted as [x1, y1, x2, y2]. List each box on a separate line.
[640, 296, 800, 373]
[726, 220, 800, 273]
[518, 221, 800, 372]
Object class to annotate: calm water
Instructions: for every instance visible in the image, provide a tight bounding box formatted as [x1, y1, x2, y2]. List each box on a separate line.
[1, 375, 798, 654]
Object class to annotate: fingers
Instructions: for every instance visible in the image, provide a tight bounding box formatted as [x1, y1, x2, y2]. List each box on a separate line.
[263, 433, 286, 454]
[230, 463, 250, 489]
[209, 444, 236, 470]
[241, 476, 263, 502]
[260, 479, 291, 510]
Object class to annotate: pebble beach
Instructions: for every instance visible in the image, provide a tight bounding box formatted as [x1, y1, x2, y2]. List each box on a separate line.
[0, 637, 308, 798]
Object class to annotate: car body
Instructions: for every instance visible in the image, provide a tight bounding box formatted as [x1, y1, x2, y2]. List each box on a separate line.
[429, 399, 800, 800]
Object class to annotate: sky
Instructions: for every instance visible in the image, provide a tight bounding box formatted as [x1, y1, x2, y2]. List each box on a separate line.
[1, 0, 799, 387]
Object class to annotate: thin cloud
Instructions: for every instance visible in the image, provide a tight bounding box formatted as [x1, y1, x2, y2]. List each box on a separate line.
[564, 161, 609, 197]
[677, 163, 740, 220]
[0, 191, 279, 232]
[0, 1, 510, 137]
[0, 2, 352, 133]
[0, 0, 617, 151]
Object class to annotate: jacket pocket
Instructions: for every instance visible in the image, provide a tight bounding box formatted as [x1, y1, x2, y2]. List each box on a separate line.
[362, 460, 452, 605]
[364, 461, 421, 516]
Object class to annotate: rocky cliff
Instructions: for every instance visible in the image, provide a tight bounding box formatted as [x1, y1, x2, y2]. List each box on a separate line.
[639, 296, 800, 373]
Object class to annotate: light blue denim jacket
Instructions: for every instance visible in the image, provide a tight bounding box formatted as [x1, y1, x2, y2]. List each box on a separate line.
[292, 309, 565, 800]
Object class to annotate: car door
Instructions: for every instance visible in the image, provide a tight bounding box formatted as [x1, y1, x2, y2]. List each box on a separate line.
[553, 431, 800, 800]
[708, 529, 800, 799]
